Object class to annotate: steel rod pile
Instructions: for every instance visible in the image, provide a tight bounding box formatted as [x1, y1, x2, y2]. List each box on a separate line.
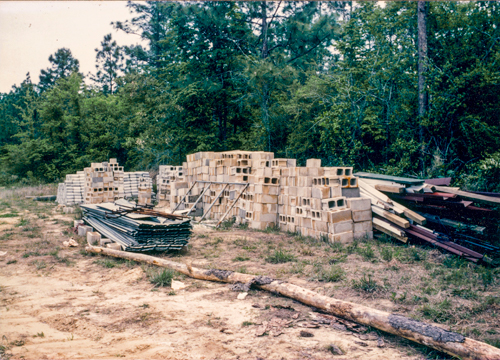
[81, 201, 191, 252]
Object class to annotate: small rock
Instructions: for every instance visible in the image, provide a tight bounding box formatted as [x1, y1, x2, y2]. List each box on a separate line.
[0, 251, 7, 257]
[171, 280, 187, 291]
[68, 238, 78, 247]
[63, 241, 70, 247]
[354, 340, 368, 347]
[292, 313, 300, 319]
[252, 303, 261, 308]
[328, 344, 343, 355]
[237, 292, 248, 300]
[299, 330, 314, 337]
[377, 338, 385, 348]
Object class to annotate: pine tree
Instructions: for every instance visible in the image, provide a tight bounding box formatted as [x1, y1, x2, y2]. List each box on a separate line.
[93, 34, 125, 95]
[38, 48, 80, 92]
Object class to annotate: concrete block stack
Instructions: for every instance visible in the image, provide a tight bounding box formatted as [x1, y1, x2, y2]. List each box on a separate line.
[56, 171, 85, 205]
[84, 159, 124, 204]
[157, 166, 184, 206]
[162, 150, 371, 244]
[123, 171, 152, 199]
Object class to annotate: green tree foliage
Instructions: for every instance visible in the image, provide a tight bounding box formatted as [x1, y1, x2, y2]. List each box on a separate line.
[38, 48, 80, 92]
[93, 34, 125, 94]
[0, 1, 499, 190]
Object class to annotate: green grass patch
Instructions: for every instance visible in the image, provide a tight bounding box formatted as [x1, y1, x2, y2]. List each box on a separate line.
[0, 212, 18, 218]
[266, 249, 295, 264]
[352, 274, 380, 293]
[233, 255, 250, 262]
[148, 268, 175, 287]
[319, 265, 345, 282]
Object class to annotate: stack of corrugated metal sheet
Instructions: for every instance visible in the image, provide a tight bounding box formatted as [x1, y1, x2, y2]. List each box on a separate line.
[81, 201, 191, 252]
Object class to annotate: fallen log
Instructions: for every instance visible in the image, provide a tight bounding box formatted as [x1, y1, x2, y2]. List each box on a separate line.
[86, 245, 500, 360]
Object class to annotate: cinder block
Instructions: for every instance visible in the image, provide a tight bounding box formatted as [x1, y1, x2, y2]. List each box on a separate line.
[312, 219, 328, 233]
[352, 209, 372, 222]
[100, 238, 112, 246]
[328, 231, 354, 244]
[306, 159, 321, 167]
[86, 231, 101, 244]
[353, 220, 372, 233]
[74, 220, 84, 228]
[354, 231, 374, 241]
[347, 198, 371, 211]
[106, 242, 122, 250]
[311, 186, 330, 199]
[329, 220, 353, 234]
[328, 209, 352, 223]
[78, 225, 93, 237]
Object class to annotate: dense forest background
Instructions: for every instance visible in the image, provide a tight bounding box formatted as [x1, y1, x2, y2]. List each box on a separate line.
[1, 1, 499, 191]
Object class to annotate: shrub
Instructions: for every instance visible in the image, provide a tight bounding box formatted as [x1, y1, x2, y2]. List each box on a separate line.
[149, 269, 175, 287]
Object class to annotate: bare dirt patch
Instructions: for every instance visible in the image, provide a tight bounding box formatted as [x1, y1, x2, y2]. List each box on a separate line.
[0, 186, 498, 359]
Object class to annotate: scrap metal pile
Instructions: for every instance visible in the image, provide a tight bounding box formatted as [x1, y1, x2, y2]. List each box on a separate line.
[81, 200, 191, 252]
[356, 172, 500, 262]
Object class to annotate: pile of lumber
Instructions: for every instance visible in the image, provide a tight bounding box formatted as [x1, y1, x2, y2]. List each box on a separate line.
[356, 172, 499, 262]
[81, 200, 191, 252]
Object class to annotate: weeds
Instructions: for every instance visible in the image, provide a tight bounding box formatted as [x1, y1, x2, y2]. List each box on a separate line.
[148, 268, 175, 287]
[319, 265, 345, 282]
[421, 299, 453, 323]
[352, 274, 380, 293]
[233, 255, 250, 262]
[266, 249, 295, 264]
[357, 244, 376, 261]
[31, 260, 47, 270]
[94, 259, 117, 268]
[0, 213, 18, 218]
[381, 247, 393, 262]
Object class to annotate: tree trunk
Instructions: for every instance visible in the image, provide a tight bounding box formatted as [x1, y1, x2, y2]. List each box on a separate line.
[418, 1, 428, 175]
[86, 245, 500, 360]
[260, 2, 271, 151]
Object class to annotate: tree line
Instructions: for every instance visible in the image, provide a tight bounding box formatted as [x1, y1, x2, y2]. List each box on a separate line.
[1, 1, 499, 192]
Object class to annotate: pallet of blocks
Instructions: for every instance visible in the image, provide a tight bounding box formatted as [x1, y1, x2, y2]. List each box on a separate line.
[171, 150, 372, 244]
[84, 159, 124, 204]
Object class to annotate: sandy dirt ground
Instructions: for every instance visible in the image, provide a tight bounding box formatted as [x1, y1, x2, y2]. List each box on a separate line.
[0, 189, 470, 359]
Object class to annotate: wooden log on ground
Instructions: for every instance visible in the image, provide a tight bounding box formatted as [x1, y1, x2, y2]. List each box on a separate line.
[86, 245, 500, 360]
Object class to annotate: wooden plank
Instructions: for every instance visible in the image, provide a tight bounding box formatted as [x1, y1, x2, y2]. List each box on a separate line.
[375, 184, 405, 194]
[358, 179, 394, 205]
[354, 172, 424, 185]
[373, 221, 408, 243]
[359, 178, 408, 188]
[372, 206, 410, 228]
[432, 186, 500, 205]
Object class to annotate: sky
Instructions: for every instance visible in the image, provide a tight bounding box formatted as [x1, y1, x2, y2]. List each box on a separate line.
[0, 1, 143, 93]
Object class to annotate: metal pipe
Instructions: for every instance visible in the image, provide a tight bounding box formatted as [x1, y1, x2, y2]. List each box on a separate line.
[186, 182, 212, 216]
[199, 183, 229, 222]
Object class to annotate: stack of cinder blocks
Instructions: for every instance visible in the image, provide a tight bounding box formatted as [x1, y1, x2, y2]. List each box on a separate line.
[123, 171, 152, 199]
[84, 159, 124, 204]
[56, 171, 85, 205]
[163, 150, 372, 244]
[157, 166, 184, 207]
